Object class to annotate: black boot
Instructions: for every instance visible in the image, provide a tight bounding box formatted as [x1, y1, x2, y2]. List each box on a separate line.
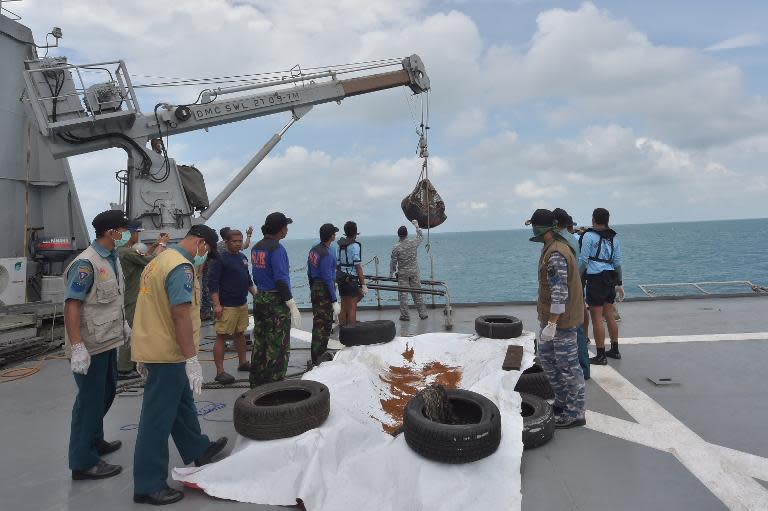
[96, 439, 122, 455]
[194, 437, 228, 467]
[134, 487, 184, 505]
[72, 459, 122, 480]
[606, 345, 622, 359]
[590, 348, 607, 365]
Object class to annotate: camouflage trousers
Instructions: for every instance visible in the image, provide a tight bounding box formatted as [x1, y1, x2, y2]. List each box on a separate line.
[250, 292, 291, 387]
[310, 281, 333, 364]
[398, 273, 427, 319]
[538, 326, 586, 419]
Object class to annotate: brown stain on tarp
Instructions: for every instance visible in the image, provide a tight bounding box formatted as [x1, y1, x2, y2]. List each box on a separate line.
[377, 344, 462, 434]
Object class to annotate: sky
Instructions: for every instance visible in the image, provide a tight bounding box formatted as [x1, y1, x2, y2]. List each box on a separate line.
[15, 0, 768, 238]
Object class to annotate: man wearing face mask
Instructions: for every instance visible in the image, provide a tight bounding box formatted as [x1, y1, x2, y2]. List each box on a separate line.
[528, 209, 586, 429]
[250, 212, 301, 387]
[64, 209, 131, 481]
[130, 225, 227, 505]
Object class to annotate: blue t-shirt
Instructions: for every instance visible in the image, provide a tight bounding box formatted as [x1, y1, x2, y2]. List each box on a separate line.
[307, 242, 337, 302]
[250, 238, 292, 301]
[337, 241, 361, 276]
[64, 241, 120, 301]
[579, 230, 623, 276]
[208, 251, 253, 307]
[165, 246, 196, 307]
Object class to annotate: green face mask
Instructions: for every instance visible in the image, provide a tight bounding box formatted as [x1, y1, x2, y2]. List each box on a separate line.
[529, 226, 552, 243]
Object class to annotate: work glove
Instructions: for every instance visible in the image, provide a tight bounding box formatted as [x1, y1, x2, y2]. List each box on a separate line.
[185, 355, 203, 395]
[615, 285, 625, 303]
[361, 284, 368, 296]
[411, 219, 419, 228]
[70, 343, 91, 375]
[136, 362, 148, 379]
[123, 321, 132, 345]
[332, 301, 341, 317]
[286, 299, 302, 329]
[540, 321, 557, 342]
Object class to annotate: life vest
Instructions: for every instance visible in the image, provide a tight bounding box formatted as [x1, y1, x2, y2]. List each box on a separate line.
[579, 228, 617, 264]
[336, 237, 361, 274]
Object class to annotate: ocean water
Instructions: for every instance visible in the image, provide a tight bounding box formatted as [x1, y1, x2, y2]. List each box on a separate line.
[271, 218, 768, 307]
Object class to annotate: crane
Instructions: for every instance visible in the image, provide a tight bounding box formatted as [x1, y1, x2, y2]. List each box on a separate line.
[21, 55, 430, 240]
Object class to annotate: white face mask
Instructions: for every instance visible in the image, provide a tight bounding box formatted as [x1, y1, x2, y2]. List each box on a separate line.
[193, 242, 208, 266]
[113, 230, 131, 247]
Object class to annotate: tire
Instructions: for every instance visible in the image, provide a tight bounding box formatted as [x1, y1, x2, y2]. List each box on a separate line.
[233, 380, 330, 441]
[474, 315, 523, 339]
[514, 365, 554, 400]
[339, 320, 396, 347]
[520, 392, 554, 449]
[403, 389, 501, 464]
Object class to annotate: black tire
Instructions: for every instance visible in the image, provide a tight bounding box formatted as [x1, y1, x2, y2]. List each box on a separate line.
[520, 392, 555, 449]
[339, 320, 396, 347]
[514, 365, 554, 399]
[233, 380, 330, 441]
[403, 389, 501, 464]
[474, 315, 523, 339]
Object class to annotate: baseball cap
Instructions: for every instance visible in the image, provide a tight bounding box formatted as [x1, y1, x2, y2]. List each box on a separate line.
[552, 208, 574, 228]
[343, 221, 359, 237]
[127, 220, 144, 232]
[319, 223, 339, 242]
[527, 209, 555, 227]
[92, 210, 129, 235]
[187, 224, 219, 259]
[263, 212, 293, 235]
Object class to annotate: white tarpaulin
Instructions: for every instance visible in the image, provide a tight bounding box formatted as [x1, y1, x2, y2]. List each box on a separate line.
[174, 331, 535, 511]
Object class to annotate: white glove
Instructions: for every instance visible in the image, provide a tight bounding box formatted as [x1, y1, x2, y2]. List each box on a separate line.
[123, 321, 132, 345]
[361, 284, 368, 296]
[332, 301, 341, 317]
[136, 362, 148, 379]
[540, 321, 557, 342]
[615, 285, 625, 302]
[70, 342, 91, 375]
[185, 355, 203, 395]
[411, 219, 419, 228]
[286, 298, 302, 329]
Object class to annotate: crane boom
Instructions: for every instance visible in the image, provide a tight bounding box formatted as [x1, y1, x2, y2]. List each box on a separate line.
[21, 54, 430, 239]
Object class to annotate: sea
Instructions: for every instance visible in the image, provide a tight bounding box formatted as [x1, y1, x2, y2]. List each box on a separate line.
[269, 218, 768, 307]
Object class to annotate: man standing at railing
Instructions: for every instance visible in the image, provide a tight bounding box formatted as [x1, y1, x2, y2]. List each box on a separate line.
[390, 219, 428, 321]
[308, 224, 341, 365]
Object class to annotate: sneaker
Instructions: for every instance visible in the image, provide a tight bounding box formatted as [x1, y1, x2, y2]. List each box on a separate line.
[605, 348, 622, 360]
[589, 354, 607, 365]
[214, 371, 235, 385]
[555, 415, 586, 429]
[237, 362, 251, 372]
[194, 437, 228, 467]
[399, 315, 410, 321]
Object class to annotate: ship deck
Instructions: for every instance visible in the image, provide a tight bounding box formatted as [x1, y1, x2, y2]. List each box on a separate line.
[1, 295, 767, 511]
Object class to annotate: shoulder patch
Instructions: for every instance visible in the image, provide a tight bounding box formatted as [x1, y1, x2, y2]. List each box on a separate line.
[76, 264, 92, 282]
[183, 265, 194, 292]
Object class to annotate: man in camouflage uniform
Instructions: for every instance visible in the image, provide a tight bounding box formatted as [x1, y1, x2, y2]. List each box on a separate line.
[249, 213, 302, 387]
[390, 219, 428, 321]
[308, 224, 341, 365]
[529, 209, 586, 429]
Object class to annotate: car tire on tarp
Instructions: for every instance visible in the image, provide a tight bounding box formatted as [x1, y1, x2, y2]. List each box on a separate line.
[519, 392, 555, 449]
[403, 389, 501, 464]
[474, 315, 523, 339]
[514, 364, 554, 399]
[339, 320, 396, 346]
[233, 380, 330, 441]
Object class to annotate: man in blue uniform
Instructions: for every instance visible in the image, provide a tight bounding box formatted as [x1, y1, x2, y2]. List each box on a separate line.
[64, 209, 131, 481]
[250, 212, 301, 387]
[579, 207, 624, 365]
[308, 223, 341, 365]
[208, 229, 257, 384]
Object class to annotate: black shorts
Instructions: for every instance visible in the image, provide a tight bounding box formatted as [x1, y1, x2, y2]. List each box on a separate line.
[337, 274, 361, 297]
[585, 277, 616, 306]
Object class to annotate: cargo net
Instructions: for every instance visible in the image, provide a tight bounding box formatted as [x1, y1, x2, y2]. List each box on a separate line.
[401, 177, 446, 229]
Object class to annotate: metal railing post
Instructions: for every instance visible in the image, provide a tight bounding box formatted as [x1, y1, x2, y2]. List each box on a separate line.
[374, 256, 381, 309]
[429, 254, 435, 309]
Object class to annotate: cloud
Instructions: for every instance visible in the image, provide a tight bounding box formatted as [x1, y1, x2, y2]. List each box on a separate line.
[706, 33, 766, 51]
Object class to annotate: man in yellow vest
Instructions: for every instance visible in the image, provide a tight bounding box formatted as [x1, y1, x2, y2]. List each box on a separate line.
[131, 225, 227, 505]
[529, 209, 586, 429]
[64, 209, 131, 481]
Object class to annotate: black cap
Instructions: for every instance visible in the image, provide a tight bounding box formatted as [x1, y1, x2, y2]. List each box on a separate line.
[92, 210, 129, 236]
[127, 220, 144, 232]
[319, 223, 339, 242]
[552, 208, 574, 228]
[528, 209, 555, 227]
[187, 224, 219, 259]
[398, 225, 408, 238]
[263, 212, 292, 235]
[343, 221, 359, 237]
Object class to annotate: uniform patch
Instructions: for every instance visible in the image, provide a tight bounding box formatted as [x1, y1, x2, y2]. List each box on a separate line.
[183, 266, 194, 292]
[76, 264, 92, 282]
[547, 264, 561, 286]
[70, 280, 86, 292]
[97, 267, 110, 281]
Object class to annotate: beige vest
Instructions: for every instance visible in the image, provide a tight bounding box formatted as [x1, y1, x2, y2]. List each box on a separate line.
[537, 239, 585, 329]
[131, 248, 201, 363]
[64, 245, 127, 356]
